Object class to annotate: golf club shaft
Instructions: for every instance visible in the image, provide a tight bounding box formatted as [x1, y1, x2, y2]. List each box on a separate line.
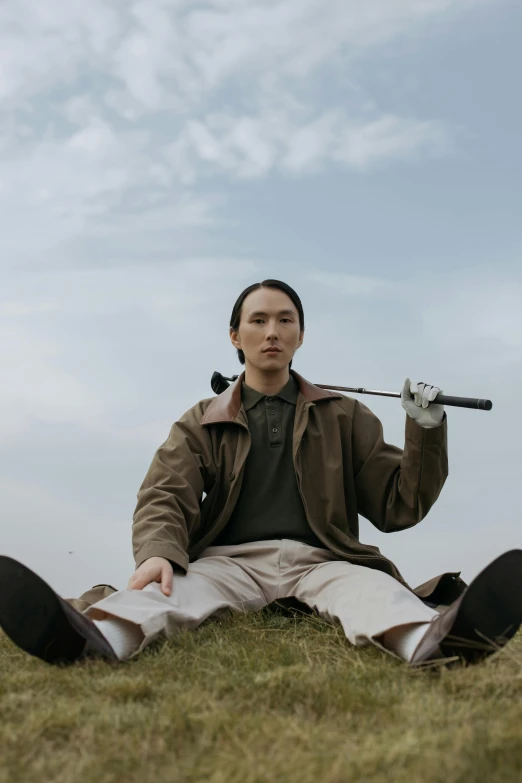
[314, 385, 493, 411]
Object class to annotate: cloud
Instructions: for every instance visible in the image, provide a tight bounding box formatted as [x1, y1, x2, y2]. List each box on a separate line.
[0, 0, 492, 260]
[334, 115, 451, 169]
[304, 267, 522, 365]
[0, 476, 133, 596]
[304, 270, 400, 296]
[0, 128, 221, 270]
[0, 1, 495, 111]
[0, 320, 103, 441]
[0, 302, 57, 317]
[420, 274, 522, 367]
[0, 0, 497, 284]
[167, 109, 451, 182]
[0, 257, 260, 441]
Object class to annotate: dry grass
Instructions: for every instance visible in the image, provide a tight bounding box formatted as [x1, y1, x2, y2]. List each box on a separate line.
[1, 605, 521, 783]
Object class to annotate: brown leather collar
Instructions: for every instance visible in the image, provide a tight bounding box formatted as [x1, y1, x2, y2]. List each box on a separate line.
[201, 370, 343, 425]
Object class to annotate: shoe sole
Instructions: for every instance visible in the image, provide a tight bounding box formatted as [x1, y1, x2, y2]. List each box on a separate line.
[441, 549, 522, 662]
[0, 556, 96, 664]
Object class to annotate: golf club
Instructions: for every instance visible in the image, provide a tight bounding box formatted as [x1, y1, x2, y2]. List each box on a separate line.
[211, 372, 493, 410]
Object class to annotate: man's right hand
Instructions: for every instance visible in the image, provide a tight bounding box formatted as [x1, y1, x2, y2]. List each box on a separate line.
[127, 557, 173, 596]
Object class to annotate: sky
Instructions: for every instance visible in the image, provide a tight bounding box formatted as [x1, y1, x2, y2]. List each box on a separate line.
[1, 0, 521, 599]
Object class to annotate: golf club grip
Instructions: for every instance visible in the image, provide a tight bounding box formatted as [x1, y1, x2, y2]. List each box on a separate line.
[433, 394, 492, 410]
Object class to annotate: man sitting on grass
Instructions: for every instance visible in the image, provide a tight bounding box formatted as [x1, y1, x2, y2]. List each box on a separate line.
[1, 279, 521, 668]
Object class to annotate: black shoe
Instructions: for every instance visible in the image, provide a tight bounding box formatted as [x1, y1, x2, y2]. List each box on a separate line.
[0, 556, 118, 665]
[410, 549, 522, 667]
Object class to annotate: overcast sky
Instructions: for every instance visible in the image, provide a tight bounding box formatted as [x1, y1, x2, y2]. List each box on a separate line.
[1, 0, 521, 599]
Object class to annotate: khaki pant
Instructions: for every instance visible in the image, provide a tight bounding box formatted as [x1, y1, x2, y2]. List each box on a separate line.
[81, 540, 438, 659]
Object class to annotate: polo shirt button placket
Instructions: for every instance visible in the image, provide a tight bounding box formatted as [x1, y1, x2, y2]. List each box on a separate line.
[266, 397, 282, 446]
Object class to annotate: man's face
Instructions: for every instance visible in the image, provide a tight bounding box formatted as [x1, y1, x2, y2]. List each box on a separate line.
[230, 287, 304, 372]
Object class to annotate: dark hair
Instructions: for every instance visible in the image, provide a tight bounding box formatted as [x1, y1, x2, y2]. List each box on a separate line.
[230, 280, 305, 367]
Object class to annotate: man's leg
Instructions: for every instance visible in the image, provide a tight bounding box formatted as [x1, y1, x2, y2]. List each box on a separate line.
[0, 551, 269, 665]
[87, 540, 293, 660]
[283, 542, 522, 665]
[282, 546, 436, 661]
[86, 549, 271, 660]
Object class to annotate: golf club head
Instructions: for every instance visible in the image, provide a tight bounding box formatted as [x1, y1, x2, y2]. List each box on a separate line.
[211, 371, 232, 395]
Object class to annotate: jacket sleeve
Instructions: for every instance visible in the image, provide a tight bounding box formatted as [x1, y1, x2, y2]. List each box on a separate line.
[351, 398, 448, 532]
[132, 407, 210, 574]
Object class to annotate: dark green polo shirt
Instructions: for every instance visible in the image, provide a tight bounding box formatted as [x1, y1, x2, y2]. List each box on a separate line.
[213, 374, 325, 549]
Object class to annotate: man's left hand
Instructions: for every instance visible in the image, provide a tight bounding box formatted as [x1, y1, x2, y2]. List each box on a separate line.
[401, 378, 445, 428]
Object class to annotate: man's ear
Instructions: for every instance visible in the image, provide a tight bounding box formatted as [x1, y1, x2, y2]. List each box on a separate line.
[229, 327, 240, 350]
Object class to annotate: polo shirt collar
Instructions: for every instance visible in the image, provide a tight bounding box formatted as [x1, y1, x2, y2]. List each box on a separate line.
[242, 374, 299, 411]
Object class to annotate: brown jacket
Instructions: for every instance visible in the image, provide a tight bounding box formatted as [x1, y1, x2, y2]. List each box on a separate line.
[130, 370, 465, 606]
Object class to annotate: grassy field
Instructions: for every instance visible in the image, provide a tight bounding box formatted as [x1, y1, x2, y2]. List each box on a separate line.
[1, 604, 521, 783]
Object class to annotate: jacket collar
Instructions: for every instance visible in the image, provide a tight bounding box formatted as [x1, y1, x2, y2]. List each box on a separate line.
[201, 370, 343, 426]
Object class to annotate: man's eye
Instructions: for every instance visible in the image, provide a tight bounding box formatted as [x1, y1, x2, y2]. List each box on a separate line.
[252, 318, 291, 324]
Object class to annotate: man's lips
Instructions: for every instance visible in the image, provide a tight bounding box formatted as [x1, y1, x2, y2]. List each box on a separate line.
[263, 348, 281, 353]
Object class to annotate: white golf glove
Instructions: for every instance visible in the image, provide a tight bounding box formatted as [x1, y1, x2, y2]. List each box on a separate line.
[401, 378, 445, 428]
